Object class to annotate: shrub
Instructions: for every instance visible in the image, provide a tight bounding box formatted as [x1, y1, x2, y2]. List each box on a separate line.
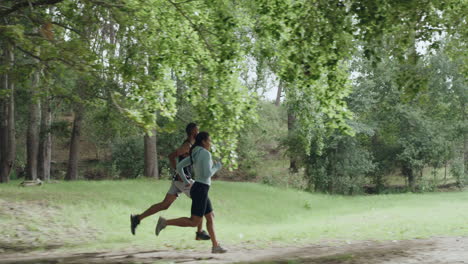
[111, 137, 144, 178]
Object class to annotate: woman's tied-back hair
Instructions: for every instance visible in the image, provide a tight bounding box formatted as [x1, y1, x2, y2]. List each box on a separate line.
[190, 132, 210, 165]
[185, 123, 198, 136]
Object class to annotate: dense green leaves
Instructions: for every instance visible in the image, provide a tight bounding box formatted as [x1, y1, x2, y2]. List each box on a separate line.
[1, 0, 466, 169]
[294, 44, 467, 194]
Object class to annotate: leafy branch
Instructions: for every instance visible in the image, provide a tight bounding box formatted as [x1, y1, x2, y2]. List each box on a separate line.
[0, 0, 64, 17]
[166, 0, 214, 53]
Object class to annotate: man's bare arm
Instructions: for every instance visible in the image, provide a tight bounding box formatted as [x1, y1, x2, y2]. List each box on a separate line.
[168, 142, 191, 170]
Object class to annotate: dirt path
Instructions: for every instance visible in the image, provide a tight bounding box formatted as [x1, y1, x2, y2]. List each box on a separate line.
[0, 236, 467, 264]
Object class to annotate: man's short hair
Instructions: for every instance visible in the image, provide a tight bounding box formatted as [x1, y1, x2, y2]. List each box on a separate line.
[186, 123, 198, 135]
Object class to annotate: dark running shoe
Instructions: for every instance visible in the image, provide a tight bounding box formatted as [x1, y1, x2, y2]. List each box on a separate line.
[130, 214, 140, 235]
[196, 230, 211, 240]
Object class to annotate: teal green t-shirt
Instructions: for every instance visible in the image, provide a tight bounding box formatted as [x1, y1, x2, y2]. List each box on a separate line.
[176, 146, 221, 186]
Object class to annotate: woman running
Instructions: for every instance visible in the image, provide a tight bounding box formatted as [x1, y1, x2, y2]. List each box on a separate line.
[155, 132, 227, 254]
[130, 123, 209, 240]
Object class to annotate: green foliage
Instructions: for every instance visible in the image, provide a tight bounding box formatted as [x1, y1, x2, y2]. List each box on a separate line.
[83, 100, 140, 150]
[233, 102, 308, 187]
[450, 158, 466, 188]
[83, 161, 120, 180]
[104, 0, 259, 166]
[259, 159, 308, 190]
[0, 25, 25, 43]
[237, 102, 287, 172]
[358, 46, 465, 191]
[111, 137, 144, 179]
[191, 73, 258, 169]
[283, 41, 466, 194]
[2, 0, 466, 186]
[251, 0, 355, 155]
[305, 132, 376, 195]
[246, 0, 466, 156]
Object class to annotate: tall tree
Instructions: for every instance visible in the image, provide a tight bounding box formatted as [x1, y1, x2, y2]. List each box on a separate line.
[38, 96, 52, 181]
[287, 108, 298, 173]
[425, 50, 468, 185]
[65, 102, 83, 180]
[144, 129, 158, 178]
[25, 47, 42, 181]
[0, 42, 16, 183]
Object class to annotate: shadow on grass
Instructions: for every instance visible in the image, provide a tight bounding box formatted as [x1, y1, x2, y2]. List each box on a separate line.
[240, 244, 412, 264]
[242, 254, 355, 264]
[0, 243, 408, 264]
[0, 249, 191, 264]
[0, 242, 63, 253]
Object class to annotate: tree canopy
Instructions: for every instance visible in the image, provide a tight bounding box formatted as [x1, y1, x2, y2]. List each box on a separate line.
[1, 0, 466, 170]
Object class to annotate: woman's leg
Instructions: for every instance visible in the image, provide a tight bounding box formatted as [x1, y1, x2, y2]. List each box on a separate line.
[166, 215, 202, 227]
[204, 212, 219, 247]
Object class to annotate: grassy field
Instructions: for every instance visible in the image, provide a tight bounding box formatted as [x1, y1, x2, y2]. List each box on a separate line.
[1, 179, 467, 254]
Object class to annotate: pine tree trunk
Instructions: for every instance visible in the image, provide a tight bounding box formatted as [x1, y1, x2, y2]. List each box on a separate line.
[38, 98, 52, 181]
[144, 129, 158, 178]
[66, 105, 83, 181]
[25, 55, 42, 181]
[144, 130, 159, 178]
[0, 43, 16, 183]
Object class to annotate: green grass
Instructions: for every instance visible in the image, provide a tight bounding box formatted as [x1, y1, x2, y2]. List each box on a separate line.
[1, 179, 467, 253]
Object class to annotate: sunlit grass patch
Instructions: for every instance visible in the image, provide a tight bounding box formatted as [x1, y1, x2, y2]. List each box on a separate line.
[1, 179, 467, 253]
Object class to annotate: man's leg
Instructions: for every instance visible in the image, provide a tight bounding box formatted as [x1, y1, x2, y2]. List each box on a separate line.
[139, 193, 177, 221]
[131, 193, 177, 235]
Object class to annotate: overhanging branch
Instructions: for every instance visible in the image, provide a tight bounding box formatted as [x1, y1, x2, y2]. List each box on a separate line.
[1, 0, 64, 17]
[51, 22, 83, 36]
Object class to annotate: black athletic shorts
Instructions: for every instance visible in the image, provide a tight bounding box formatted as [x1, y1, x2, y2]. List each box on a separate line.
[190, 181, 213, 217]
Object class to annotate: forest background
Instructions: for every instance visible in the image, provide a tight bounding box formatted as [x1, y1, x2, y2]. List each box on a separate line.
[0, 0, 466, 195]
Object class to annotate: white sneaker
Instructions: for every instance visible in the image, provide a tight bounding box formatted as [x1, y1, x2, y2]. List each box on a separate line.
[155, 216, 167, 236]
[212, 244, 227, 254]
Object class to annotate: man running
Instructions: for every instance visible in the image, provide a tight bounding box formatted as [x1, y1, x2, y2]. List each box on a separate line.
[130, 123, 210, 240]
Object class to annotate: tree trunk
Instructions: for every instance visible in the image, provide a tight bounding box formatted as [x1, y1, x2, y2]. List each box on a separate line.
[66, 104, 83, 181]
[144, 129, 158, 178]
[287, 108, 298, 173]
[0, 43, 16, 183]
[403, 165, 415, 191]
[444, 161, 447, 183]
[25, 60, 42, 181]
[275, 80, 282, 106]
[0, 48, 7, 183]
[38, 98, 52, 181]
[462, 102, 467, 179]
